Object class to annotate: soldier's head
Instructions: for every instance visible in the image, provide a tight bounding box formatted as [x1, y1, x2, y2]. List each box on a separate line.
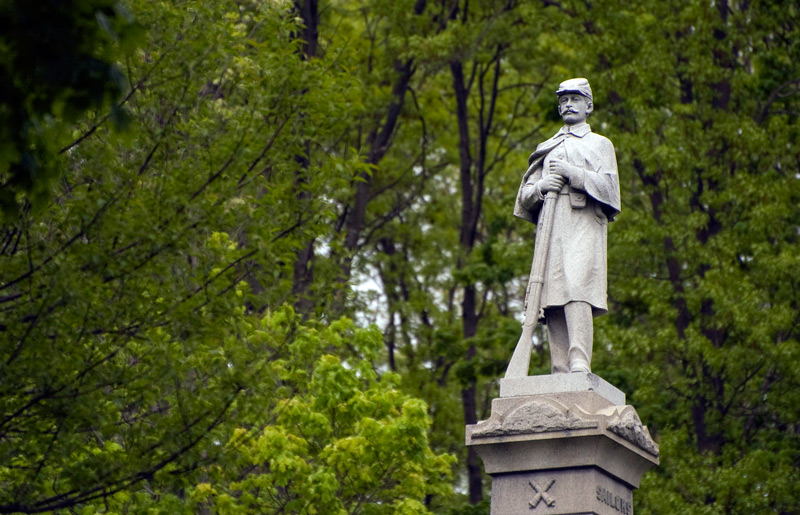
[556, 78, 593, 125]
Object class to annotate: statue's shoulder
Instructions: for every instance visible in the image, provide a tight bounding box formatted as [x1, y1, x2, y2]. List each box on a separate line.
[528, 131, 564, 164]
[527, 138, 553, 165]
[534, 134, 558, 151]
[584, 130, 611, 142]
[584, 131, 615, 150]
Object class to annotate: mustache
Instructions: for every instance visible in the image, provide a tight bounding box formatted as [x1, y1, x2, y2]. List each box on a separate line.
[561, 108, 579, 114]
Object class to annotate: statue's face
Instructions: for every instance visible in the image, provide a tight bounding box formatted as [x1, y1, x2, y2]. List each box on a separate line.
[558, 93, 592, 125]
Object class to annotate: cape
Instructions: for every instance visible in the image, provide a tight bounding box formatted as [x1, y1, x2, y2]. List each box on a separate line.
[513, 122, 621, 314]
[513, 123, 620, 224]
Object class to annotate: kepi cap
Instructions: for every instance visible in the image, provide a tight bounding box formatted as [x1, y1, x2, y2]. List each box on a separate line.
[556, 78, 592, 101]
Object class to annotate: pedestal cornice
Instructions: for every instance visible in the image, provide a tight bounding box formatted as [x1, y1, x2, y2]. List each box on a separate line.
[466, 377, 659, 514]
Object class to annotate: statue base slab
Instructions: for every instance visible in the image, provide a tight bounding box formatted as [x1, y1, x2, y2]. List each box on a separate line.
[466, 378, 658, 514]
[499, 372, 625, 405]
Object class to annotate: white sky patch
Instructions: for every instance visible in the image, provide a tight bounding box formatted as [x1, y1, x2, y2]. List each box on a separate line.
[351, 262, 390, 329]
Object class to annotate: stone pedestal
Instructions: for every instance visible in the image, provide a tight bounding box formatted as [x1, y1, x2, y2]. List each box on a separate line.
[466, 374, 659, 515]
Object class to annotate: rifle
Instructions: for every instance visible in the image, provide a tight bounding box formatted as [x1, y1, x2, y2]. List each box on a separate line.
[505, 188, 558, 378]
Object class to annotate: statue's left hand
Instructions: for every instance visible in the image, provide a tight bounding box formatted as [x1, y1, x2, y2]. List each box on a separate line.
[549, 158, 581, 182]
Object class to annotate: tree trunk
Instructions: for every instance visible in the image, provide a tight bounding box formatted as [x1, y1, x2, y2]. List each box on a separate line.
[450, 56, 484, 504]
[290, 0, 318, 314]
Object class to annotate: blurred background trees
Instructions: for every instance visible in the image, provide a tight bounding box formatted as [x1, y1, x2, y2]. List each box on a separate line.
[1, 0, 798, 513]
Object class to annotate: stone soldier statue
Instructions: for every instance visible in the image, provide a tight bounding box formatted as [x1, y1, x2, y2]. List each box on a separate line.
[513, 78, 620, 374]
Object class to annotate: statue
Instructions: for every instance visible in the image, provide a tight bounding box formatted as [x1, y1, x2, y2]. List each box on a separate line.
[506, 78, 620, 377]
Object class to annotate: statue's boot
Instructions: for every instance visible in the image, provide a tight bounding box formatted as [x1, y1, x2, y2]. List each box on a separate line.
[546, 301, 594, 373]
[546, 308, 569, 374]
[565, 301, 593, 373]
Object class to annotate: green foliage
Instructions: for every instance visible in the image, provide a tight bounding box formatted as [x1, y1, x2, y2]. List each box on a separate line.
[74, 312, 453, 514]
[2, 0, 800, 513]
[580, 0, 800, 512]
[0, 0, 143, 215]
[200, 320, 452, 515]
[0, 1, 448, 512]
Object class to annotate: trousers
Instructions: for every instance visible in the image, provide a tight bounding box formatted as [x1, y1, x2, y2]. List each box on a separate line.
[546, 301, 593, 373]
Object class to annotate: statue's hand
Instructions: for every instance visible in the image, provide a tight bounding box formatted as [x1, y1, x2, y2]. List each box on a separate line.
[537, 175, 566, 194]
[549, 158, 580, 181]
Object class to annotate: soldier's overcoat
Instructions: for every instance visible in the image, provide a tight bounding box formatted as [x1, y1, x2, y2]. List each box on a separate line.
[514, 122, 620, 317]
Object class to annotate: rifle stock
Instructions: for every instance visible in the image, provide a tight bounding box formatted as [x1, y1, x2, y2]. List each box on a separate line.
[505, 189, 558, 378]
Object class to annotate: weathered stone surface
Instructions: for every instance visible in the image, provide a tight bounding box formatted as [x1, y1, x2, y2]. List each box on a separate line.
[500, 372, 625, 405]
[508, 77, 622, 378]
[491, 468, 633, 515]
[469, 392, 658, 459]
[603, 406, 659, 457]
[472, 398, 597, 438]
[466, 388, 659, 514]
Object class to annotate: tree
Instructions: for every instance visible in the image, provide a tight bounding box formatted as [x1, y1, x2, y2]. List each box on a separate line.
[567, 0, 800, 511]
[0, 0, 142, 215]
[190, 314, 452, 515]
[359, 1, 576, 505]
[352, 0, 800, 510]
[0, 1, 451, 513]
[4, 0, 800, 512]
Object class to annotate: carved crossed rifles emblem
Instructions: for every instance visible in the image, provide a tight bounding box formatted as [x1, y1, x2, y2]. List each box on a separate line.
[528, 478, 556, 509]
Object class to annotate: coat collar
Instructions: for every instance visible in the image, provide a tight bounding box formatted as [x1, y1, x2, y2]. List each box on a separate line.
[557, 122, 591, 138]
[529, 122, 593, 165]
